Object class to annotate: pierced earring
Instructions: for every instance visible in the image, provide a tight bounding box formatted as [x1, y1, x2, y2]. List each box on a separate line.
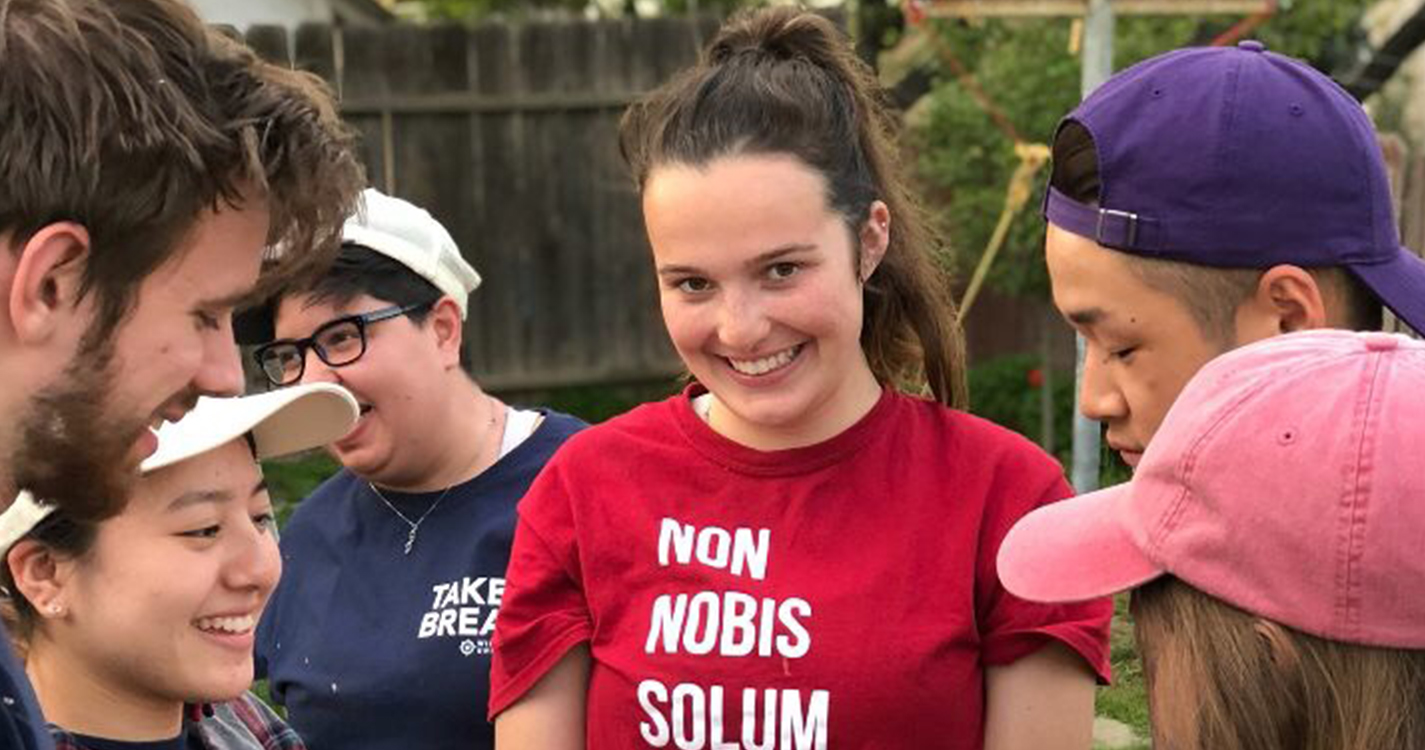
[45, 603, 63, 617]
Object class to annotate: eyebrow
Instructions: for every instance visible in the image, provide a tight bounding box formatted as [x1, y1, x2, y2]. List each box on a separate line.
[656, 244, 816, 278]
[166, 479, 269, 512]
[1064, 307, 1108, 326]
[203, 289, 258, 312]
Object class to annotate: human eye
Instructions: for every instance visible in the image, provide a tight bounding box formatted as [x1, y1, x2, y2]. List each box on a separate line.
[253, 511, 277, 534]
[766, 262, 800, 282]
[194, 310, 222, 331]
[673, 277, 713, 294]
[318, 323, 362, 351]
[179, 524, 222, 540]
[1107, 345, 1139, 363]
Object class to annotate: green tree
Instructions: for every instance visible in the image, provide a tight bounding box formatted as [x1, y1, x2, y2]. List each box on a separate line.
[907, 1, 1368, 299]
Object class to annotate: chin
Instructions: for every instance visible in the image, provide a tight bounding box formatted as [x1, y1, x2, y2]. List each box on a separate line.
[191, 666, 257, 703]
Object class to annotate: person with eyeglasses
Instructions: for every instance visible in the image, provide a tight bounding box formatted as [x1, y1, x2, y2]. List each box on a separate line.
[241, 188, 585, 750]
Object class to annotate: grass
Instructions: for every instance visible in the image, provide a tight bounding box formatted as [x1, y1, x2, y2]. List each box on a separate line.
[1095, 593, 1151, 749]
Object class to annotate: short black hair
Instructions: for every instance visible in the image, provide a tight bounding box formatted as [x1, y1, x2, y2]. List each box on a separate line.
[295, 243, 443, 321]
[237, 244, 441, 343]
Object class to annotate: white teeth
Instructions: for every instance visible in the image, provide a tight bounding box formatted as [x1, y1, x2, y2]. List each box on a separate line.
[728, 346, 800, 376]
[195, 615, 255, 634]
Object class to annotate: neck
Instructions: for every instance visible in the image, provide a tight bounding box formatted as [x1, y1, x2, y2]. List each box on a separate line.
[371, 379, 505, 492]
[707, 360, 883, 451]
[27, 636, 183, 740]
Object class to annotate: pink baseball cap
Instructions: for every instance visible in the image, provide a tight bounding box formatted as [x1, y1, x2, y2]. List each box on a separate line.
[998, 329, 1425, 648]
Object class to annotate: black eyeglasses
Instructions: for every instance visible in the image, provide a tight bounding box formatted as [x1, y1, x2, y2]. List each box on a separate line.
[253, 301, 434, 386]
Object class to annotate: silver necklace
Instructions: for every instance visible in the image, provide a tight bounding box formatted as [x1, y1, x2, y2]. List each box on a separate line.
[368, 395, 504, 555]
[368, 483, 453, 555]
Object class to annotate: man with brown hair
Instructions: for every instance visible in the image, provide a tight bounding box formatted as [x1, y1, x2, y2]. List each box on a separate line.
[0, 0, 364, 745]
[1042, 41, 1423, 470]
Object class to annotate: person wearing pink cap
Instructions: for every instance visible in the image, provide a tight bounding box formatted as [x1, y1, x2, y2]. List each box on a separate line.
[998, 329, 1425, 748]
[1042, 43, 1423, 468]
[0, 384, 359, 749]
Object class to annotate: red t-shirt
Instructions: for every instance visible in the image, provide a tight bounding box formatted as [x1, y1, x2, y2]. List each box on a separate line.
[490, 387, 1111, 748]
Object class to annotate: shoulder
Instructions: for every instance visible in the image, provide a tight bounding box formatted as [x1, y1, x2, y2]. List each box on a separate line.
[888, 392, 1065, 481]
[281, 468, 360, 534]
[532, 409, 587, 440]
[563, 395, 682, 451]
[200, 694, 305, 749]
[514, 396, 685, 513]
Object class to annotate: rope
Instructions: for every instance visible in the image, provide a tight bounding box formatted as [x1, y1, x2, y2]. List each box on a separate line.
[959, 142, 1050, 318]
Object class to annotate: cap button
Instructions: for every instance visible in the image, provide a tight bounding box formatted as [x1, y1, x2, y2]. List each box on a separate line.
[1238, 40, 1266, 53]
[1363, 332, 1400, 352]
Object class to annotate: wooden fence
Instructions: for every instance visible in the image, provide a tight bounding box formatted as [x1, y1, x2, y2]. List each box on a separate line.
[239, 18, 726, 391]
[235, 18, 1425, 394]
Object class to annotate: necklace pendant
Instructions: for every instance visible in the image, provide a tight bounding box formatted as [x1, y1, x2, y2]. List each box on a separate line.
[404, 528, 417, 555]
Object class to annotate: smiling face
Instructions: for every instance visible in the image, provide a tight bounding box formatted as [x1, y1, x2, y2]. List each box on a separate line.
[643, 153, 885, 449]
[272, 293, 452, 486]
[11, 200, 268, 513]
[1045, 224, 1229, 466]
[49, 439, 280, 709]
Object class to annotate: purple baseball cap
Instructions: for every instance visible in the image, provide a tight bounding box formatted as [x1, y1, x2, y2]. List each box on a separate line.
[1043, 41, 1425, 335]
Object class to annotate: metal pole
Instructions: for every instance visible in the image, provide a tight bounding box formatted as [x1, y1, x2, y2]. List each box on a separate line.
[1071, 0, 1114, 493]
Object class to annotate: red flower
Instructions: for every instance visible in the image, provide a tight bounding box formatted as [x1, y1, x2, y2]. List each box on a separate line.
[1027, 368, 1044, 389]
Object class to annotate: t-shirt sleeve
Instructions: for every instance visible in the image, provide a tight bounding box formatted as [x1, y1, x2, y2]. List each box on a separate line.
[488, 458, 594, 719]
[975, 451, 1113, 684]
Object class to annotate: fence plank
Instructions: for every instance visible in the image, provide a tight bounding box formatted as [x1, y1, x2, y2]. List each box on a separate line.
[293, 22, 338, 87]
[245, 24, 290, 66]
[316, 14, 740, 389]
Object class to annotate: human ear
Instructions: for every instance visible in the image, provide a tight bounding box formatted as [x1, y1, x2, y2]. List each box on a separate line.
[1235, 265, 1328, 341]
[429, 297, 465, 370]
[857, 201, 891, 283]
[6, 222, 92, 345]
[7, 540, 74, 620]
[1252, 618, 1302, 672]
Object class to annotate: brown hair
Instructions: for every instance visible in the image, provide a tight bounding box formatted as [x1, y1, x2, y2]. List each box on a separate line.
[0, 0, 364, 340]
[1133, 577, 1425, 749]
[1050, 122, 1382, 344]
[618, 6, 966, 407]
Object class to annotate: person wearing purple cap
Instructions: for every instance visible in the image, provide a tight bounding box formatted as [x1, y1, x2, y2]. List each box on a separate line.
[1041, 41, 1424, 468]
[997, 329, 1425, 748]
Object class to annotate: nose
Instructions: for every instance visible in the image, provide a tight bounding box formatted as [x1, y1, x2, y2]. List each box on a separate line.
[223, 519, 282, 595]
[193, 322, 245, 397]
[716, 287, 771, 352]
[1078, 348, 1127, 423]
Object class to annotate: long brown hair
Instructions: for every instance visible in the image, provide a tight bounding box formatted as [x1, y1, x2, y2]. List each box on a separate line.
[618, 7, 966, 407]
[1133, 576, 1425, 749]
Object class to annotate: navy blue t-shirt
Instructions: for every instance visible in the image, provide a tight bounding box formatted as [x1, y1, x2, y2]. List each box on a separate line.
[254, 410, 583, 750]
[0, 625, 53, 750]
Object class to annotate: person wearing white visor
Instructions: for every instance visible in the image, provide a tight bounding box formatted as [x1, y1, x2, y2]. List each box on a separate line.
[0, 384, 358, 750]
[239, 188, 585, 750]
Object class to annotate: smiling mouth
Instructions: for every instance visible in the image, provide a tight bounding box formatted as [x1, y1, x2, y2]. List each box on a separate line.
[726, 344, 803, 376]
[194, 614, 256, 635]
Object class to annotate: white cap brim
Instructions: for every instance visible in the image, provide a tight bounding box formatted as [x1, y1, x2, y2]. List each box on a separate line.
[142, 383, 359, 473]
[2, 384, 359, 555]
